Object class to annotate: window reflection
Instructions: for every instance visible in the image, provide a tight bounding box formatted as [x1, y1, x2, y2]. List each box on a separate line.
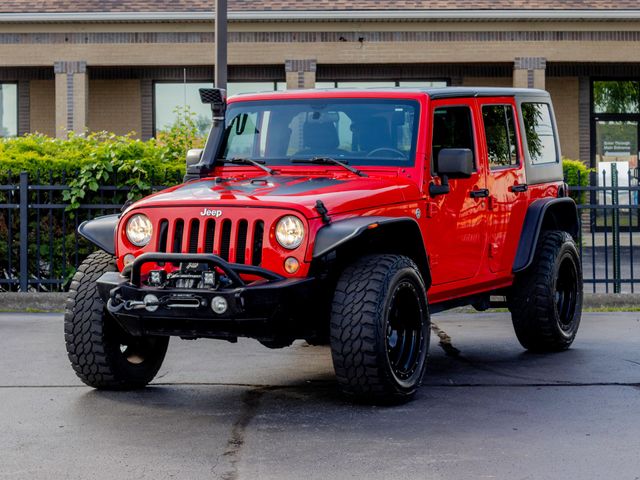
[522, 103, 558, 165]
[593, 81, 640, 114]
[482, 105, 519, 168]
[154, 81, 283, 137]
[154, 82, 214, 136]
[0, 83, 18, 138]
[316, 80, 447, 89]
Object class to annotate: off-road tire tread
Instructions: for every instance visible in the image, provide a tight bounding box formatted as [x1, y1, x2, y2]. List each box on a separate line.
[64, 251, 167, 389]
[330, 254, 428, 403]
[509, 230, 582, 352]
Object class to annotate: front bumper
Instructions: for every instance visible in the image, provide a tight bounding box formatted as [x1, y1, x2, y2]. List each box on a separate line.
[98, 253, 317, 340]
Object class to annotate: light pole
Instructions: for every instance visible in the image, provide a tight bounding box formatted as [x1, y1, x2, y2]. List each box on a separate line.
[215, 0, 227, 90]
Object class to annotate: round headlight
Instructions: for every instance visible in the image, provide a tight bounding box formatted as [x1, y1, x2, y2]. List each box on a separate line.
[126, 214, 153, 247]
[275, 215, 305, 250]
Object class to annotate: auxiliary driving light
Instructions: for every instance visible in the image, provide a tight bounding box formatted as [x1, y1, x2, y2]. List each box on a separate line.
[284, 257, 300, 274]
[211, 296, 228, 314]
[201, 271, 216, 288]
[148, 270, 167, 286]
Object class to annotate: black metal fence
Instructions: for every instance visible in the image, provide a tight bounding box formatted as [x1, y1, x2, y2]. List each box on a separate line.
[0, 170, 181, 292]
[573, 165, 639, 293]
[0, 168, 638, 293]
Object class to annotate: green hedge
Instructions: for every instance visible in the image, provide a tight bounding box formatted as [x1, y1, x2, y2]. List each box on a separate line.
[562, 158, 592, 204]
[0, 110, 201, 290]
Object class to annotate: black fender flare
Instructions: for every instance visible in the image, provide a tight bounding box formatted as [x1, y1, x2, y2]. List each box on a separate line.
[512, 197, 579, 273]
[312, 216, 432, 288]
[77, 214, 120, 255]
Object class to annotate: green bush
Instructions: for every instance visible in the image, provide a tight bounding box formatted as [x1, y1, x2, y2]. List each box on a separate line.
[0, 109, 203, 291]
[562, 158, 592, 204]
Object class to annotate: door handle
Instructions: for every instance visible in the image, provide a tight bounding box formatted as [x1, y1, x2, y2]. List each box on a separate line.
[510, 184, 528, 193]
[470, 188, 489, 198]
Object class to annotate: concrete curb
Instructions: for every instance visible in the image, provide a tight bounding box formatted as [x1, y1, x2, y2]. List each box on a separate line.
[1, 293, 67, 312]
[1, 291, 639, 313]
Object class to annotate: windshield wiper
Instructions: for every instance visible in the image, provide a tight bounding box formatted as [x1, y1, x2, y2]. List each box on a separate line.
[291, 157, 367, 177]
[219, 157, 276, 175]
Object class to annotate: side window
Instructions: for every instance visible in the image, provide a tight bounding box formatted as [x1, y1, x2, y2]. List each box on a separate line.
[482, 105, 519, 169]
[521, 103, 558, 165]
[432, 106, 475, 172]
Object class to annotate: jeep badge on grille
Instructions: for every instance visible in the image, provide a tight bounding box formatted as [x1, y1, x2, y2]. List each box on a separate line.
[200, 208, 223, 217]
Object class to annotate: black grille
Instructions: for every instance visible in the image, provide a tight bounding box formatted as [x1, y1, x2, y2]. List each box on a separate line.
[172, 220, 184, 254]
[158, 217, 265, 265]
[220, 220, 232, 261]
[158, 220, 168, 252]
[252, 221, 264, 266]
[204, 219, 216, 252]
[188, 219, 199, 254]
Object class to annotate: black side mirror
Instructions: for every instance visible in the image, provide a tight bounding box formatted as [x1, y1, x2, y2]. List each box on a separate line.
[186, 148, 203, 168]
[429, 148, 474, 197]
[437, 148, 474, 178]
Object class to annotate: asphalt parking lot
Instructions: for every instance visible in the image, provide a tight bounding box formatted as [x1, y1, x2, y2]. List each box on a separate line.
[1, 311, 640, 480]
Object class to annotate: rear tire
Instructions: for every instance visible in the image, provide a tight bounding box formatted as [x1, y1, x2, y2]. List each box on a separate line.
[509, 230, 583, 352]
[330, 254, 430, 404]
[64, 251, 169, 389]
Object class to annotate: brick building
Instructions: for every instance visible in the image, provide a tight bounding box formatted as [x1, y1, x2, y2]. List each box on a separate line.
[1, 1, 640, 175]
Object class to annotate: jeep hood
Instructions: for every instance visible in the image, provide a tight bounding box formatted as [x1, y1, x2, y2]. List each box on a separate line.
[128, 174, 421, 218]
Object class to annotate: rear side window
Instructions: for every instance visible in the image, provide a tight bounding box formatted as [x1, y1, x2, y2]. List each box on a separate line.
[521, 103, 558, 165]
[432, 106, 475, 172]
[482, 105, 519, 168]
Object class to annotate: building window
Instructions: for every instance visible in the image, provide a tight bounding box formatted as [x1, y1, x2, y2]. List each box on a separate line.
[398, 81, 448, 88]
[227, 81, 284, 97]
[593, 81, 640, 114]
[592, 80, 640, 209]
[154, 81, 282, 136]
[317, 80, 448, 89]
[154, 82, 214, 136]
[0, 83, 18, 138]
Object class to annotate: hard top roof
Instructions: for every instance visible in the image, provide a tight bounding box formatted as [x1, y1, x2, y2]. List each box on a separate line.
[230, 86, 550, 101]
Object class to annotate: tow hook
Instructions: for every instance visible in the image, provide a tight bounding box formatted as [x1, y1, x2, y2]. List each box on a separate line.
[107, 294, 160, 313]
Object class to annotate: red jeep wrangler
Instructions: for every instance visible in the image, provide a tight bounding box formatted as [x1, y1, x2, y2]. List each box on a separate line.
[65, 87, 582, 403]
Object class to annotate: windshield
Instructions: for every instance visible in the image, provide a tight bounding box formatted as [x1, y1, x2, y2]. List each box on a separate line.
[219, 98, 420, 167]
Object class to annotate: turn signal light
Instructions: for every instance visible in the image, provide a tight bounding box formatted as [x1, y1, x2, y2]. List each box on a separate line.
[284, 257, 300, 274]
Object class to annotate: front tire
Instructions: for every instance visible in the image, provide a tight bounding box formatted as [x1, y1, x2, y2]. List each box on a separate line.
[64, 251, 169, 389]
[509, 230, 583, 352]
[330, 255, 430, 404]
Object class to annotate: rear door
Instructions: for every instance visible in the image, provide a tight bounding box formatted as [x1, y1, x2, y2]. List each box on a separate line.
[425, 98, 488, 285]
[477, 98, 529, 273]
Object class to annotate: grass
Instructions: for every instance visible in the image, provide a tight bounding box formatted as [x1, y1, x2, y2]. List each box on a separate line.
[583, 306, 640, 312]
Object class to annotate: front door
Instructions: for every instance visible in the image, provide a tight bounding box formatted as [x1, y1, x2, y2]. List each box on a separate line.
[477, 98, 529, 273]
[425, 99, 487, 286]
[594, 119, 639, 229]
